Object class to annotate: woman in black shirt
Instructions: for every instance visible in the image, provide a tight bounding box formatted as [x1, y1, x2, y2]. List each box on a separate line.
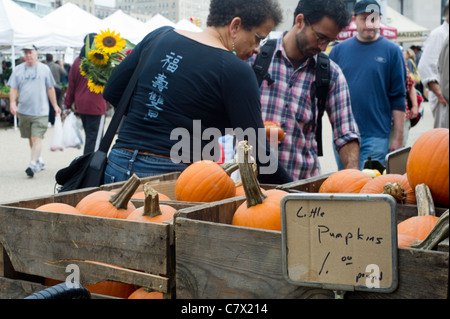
[103, 0, 292, 185]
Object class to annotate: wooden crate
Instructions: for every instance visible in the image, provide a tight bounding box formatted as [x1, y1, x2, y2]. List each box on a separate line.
[0, 181, 196, 299]
[175, 175, 449, 299]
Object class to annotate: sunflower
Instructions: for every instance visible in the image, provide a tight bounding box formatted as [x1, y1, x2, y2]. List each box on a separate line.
[95, 29, 126, 54]
[87, 50, 109, 66]
[87, 79, 105, 94]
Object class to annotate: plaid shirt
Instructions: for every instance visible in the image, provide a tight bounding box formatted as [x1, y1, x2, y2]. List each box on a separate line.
[250, 35, 360, 180]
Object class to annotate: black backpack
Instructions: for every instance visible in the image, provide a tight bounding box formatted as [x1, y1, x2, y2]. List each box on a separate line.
[253, 39, 330, 157]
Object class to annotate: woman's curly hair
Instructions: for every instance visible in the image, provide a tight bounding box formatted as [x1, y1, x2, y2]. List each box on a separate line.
[207, 0, 283, 30]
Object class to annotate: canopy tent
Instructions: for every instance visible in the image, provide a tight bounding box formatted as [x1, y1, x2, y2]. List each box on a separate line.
[1, 0, 54, 47]
[386, 6, 430, 43]
[101, 10, 148, 45]
[144, 14, 176, 34]
[1, 0, 83, 55]
[43, 2, 103, 47]
[338, 16, 398, 41]
[175, 19, 203, 32]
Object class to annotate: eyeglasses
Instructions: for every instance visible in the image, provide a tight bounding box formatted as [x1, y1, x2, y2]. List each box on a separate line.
[305, 18, 337, 46]
[24, 66, 37, 80]
[254, 31, 268, 47]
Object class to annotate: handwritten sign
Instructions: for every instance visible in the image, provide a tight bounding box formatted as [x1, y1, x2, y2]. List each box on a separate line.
[280, 194, 398, 293]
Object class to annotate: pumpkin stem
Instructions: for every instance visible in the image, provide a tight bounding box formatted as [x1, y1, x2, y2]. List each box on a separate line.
[416, 184, 435, 216]
[109, 174, 141, 210]
[237, 140, 267, 207]
[142, 183, 162, 218]
[383, 182, 407, 203]
[411, 209, 449, 250]
[221, 159, 240, 176]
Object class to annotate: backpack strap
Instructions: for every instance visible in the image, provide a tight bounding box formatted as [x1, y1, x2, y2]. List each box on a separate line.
[312, 52, 331, 157]
[253, 39, 277, 87]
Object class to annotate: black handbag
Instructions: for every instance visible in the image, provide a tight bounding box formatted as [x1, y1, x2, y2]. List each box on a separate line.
[55, 29, 170, 193]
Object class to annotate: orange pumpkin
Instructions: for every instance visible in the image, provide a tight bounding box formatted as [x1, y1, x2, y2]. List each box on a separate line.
[231, 141, 288, 231]
[175, 160, 237, 202]
[36, 203, 80, 215]
[397, 215, 439, 241]
[76, 174, 140, 219]
[127, 184, 176, 223]
[319, 169, 372, 194]
[264, 121, 286, 144]
[407, 128, 449, 207]
[86, 281, 136, 299]
[359, 174, 416, 204]
[397, 234, 420, 248]
[128, 287, 163, 299]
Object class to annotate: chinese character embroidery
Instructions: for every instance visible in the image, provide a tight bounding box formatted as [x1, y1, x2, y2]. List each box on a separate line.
[161, 52, 183, 73]
[152, 73, 169, 92]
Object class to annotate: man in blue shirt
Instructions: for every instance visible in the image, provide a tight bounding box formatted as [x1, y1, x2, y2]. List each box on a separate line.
[329, 0, 406, 169]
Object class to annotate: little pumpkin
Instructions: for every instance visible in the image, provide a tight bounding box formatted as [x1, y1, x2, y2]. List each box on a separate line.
[319, 169, 372, 194]
[231, 141, 288, 231]
[406, 128, 449, 207]
[36, 203, 80, 215]
[127, 184, 176, 223]
[359, 174, 416, 204]
[175, 160, 238, 202]
[76, 174, 140, 219]
[397, 215, 439, 243]
[128, 287, 163, 299]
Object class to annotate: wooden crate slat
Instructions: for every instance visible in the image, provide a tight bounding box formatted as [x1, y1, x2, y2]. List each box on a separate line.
[0, 206, 171, 277]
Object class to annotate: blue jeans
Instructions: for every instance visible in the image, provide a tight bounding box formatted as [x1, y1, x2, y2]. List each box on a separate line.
[104, 148, 188, 184]
[334, 136, 389, 170]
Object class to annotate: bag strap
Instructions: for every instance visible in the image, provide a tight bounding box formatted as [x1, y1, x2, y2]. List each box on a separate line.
[98, 28, 171, 153]
[253, 39, 277, 87]
[313, 52, 331, 157]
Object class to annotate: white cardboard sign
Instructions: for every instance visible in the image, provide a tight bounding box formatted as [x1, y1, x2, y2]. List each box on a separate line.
[281, 194, 398, 293]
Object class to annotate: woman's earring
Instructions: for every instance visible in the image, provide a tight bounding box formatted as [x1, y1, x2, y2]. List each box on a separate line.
[232, 38, 237, 55]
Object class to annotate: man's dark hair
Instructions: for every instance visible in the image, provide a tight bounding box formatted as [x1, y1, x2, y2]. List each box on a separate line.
[294, 0, 351, 30]
[207, 0, 283, 30]
[46, 53, 53, 62]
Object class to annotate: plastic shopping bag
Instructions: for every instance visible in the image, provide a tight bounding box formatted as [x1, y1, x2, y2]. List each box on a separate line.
[63, 112, 83, 149]
[50, 114, 65, 152]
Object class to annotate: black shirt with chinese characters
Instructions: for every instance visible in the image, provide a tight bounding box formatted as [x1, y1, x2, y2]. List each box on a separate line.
[103, 27, 292, 184]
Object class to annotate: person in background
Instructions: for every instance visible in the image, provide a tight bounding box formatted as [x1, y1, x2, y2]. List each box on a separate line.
[329, 0, 406, 169]
[438, 36, 449, 114]
[404, 48, 421, 86]
[389, 60, 420, 148]
[45, 53, 67, 126]
[64, 33, 108, 155]
[418, 0, 449, 129]
[249, 0, 360, 181]
[102, 0, 292, 185]
[7, 44, 62, 177]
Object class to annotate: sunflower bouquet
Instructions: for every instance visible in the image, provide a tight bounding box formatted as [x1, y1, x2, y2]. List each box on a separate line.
[80, 29, 135, 94]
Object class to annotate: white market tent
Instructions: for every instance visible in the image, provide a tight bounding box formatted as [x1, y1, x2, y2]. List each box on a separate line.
[144, 14, 176, 34]
[175, 19, 203, 32]
[1, 0, 83, 57]
[386, 6, 430, 43]
[101, 9, 148, 45]
[43, 2, 103, 47]
[1, 0, 53, 48]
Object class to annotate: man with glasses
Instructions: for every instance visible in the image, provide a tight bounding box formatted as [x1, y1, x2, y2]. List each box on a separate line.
[8, 44, 62, 177]
[250, 0, 360, 181]
[329, 0, 407, 169]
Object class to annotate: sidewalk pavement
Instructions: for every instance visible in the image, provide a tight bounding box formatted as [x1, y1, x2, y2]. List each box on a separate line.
[0, 103, 436, 203]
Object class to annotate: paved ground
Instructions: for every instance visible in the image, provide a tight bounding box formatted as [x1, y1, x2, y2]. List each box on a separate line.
[0, 102, 435, 203]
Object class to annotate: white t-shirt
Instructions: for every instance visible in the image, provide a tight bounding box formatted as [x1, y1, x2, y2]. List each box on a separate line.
[7, 62, 56, 116]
